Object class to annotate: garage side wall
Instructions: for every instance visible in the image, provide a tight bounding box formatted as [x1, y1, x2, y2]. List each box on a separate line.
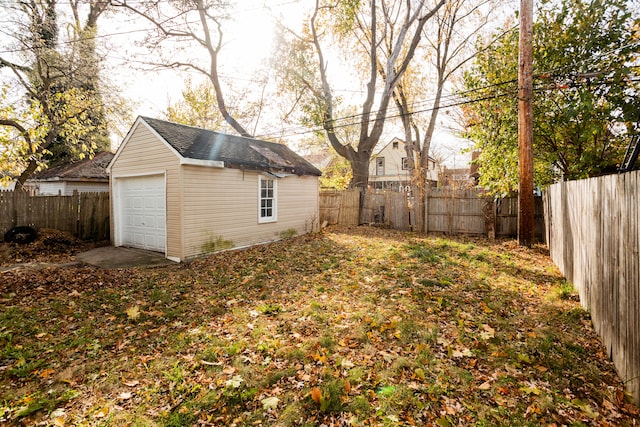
[109, 124, 183, 260]
[181, 166, 319, 259]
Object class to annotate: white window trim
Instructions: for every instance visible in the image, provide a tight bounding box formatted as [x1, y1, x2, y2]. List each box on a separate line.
[258, 175, 277, 223]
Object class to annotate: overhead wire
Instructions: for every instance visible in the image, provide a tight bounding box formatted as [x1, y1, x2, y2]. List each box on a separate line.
[255, 72, 640, 140]
[1, 0, 637, 140]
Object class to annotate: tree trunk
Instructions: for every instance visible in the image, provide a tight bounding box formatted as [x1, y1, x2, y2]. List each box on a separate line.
[349, 152, 370, 190]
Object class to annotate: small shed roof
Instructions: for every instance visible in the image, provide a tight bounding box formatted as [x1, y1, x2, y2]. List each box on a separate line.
[31, 151, 114, 182]
[140, 117, 322, 177]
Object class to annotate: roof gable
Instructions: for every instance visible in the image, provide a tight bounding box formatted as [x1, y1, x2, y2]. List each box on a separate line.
[373, 138, 437, 163]
[31, 151, 114, 181]
[139, 117, 322, 176]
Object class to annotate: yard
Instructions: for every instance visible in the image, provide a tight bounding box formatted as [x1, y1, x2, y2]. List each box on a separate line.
[1, 227, 638, 426]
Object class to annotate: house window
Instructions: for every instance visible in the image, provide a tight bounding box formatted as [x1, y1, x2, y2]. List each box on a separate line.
[393, 141, 399, 149]
[376, 157, 385, 175]
[259, 176, 277, 223]
[402, 157, 409, 170]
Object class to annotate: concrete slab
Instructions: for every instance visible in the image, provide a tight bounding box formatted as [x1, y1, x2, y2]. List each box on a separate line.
[76, 246, 177, 269]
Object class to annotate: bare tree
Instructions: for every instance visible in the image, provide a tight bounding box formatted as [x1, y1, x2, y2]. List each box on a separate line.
[388, 0, 501, 231]
[273, 0, 445, 190]
[113, 0, 254, 137]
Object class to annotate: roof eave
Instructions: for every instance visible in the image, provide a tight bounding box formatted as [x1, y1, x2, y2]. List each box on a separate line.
[180, 158, 225, 168]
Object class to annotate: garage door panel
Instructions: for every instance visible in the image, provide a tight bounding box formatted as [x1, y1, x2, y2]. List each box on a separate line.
[117, 175, 166, 252]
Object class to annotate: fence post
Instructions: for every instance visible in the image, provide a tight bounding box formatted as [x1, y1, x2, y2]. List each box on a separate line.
[424, 187, 429, 234]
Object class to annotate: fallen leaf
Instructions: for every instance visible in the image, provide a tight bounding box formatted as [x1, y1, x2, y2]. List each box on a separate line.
[520, 386, 540, 395]
[452, 348, 473, 358]
[478, 381, 492, 390]
[126, 305, 140, 321]
[93, 407, 109, 418]
[38, 368, 55, 378]
[118, 391, 132, 400]
[225, 375, 243, 389]
[480, 324, 495, 340]
[261, 396, 279, 410]
[340, 358, 355, 369]
[311, 387, 322, 404]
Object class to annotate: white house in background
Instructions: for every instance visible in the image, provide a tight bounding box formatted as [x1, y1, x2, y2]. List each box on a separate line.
[25, 151, 113, 195]
[368, 137, 439, 192]
[107, 116, 322, 262]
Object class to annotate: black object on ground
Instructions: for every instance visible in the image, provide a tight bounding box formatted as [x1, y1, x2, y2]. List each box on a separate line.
[4, 226, 37, 244]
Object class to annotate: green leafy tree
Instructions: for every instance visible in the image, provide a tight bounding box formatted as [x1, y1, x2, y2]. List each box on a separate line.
[0, 0, 117, 188]
[165, 76, 273, 139]
[166, 79, 228, 131]
[461, 0, 640, 195]
[320, 154, 352, 190]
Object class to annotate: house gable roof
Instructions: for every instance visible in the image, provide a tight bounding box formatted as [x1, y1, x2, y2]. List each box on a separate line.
[135, 117, 322, 177]
[373, 137, 437, 163]
[31, 151, 114, 182]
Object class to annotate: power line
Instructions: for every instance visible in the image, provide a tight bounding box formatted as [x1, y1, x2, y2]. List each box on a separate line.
[255, 73, 640, 140]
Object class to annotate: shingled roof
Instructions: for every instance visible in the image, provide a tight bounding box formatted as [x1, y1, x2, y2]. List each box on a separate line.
[141, 117, 321, 177]
[31, 151, 114, 181]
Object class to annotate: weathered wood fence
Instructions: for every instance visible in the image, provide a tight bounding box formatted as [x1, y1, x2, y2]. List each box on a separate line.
[544, 171, 640, 404]
[320, 188, 544, 239]
[0, 190, 110, 241]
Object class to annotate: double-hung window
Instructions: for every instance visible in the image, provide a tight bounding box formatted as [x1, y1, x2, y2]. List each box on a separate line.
[376, 158, 385, 176]
[259, 176, 277, 223]
[402, 157, 409, 170]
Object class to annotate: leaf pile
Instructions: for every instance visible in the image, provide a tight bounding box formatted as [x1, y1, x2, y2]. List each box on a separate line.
[0, 228, 106, 268]
[1, 226, 637, 426]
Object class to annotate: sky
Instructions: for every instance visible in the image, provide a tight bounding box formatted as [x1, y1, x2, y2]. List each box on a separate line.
[0, 0, 473, 167]
[102, 1, 305, 119]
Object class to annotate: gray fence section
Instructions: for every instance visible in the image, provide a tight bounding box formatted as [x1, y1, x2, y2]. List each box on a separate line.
[544, 171, 640, 404]
[320, 188, 544, 240]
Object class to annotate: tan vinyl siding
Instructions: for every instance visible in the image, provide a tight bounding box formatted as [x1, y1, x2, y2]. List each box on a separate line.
[110, 124, 183, 260]
[277, 175, 319, 231]
[182, 166, 319, 259]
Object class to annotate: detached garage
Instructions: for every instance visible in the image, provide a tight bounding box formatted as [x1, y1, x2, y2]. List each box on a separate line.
[107, 116, 321, 262]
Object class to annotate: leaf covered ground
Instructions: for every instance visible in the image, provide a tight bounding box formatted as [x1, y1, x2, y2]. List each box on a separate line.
[0, 226, 638, 426]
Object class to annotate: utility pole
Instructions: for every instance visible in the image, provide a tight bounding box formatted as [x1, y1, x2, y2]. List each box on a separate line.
[518, 0, 534, 247]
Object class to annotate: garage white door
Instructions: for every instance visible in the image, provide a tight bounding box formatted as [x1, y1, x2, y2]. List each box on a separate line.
[117, 175, 166, 252]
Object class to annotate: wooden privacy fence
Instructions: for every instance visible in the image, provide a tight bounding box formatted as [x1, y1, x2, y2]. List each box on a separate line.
[320, 188, 544, 239]
[0, 190, 110, 241]
[319, 189, 361, 226]
[544, 171, 640, 404]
